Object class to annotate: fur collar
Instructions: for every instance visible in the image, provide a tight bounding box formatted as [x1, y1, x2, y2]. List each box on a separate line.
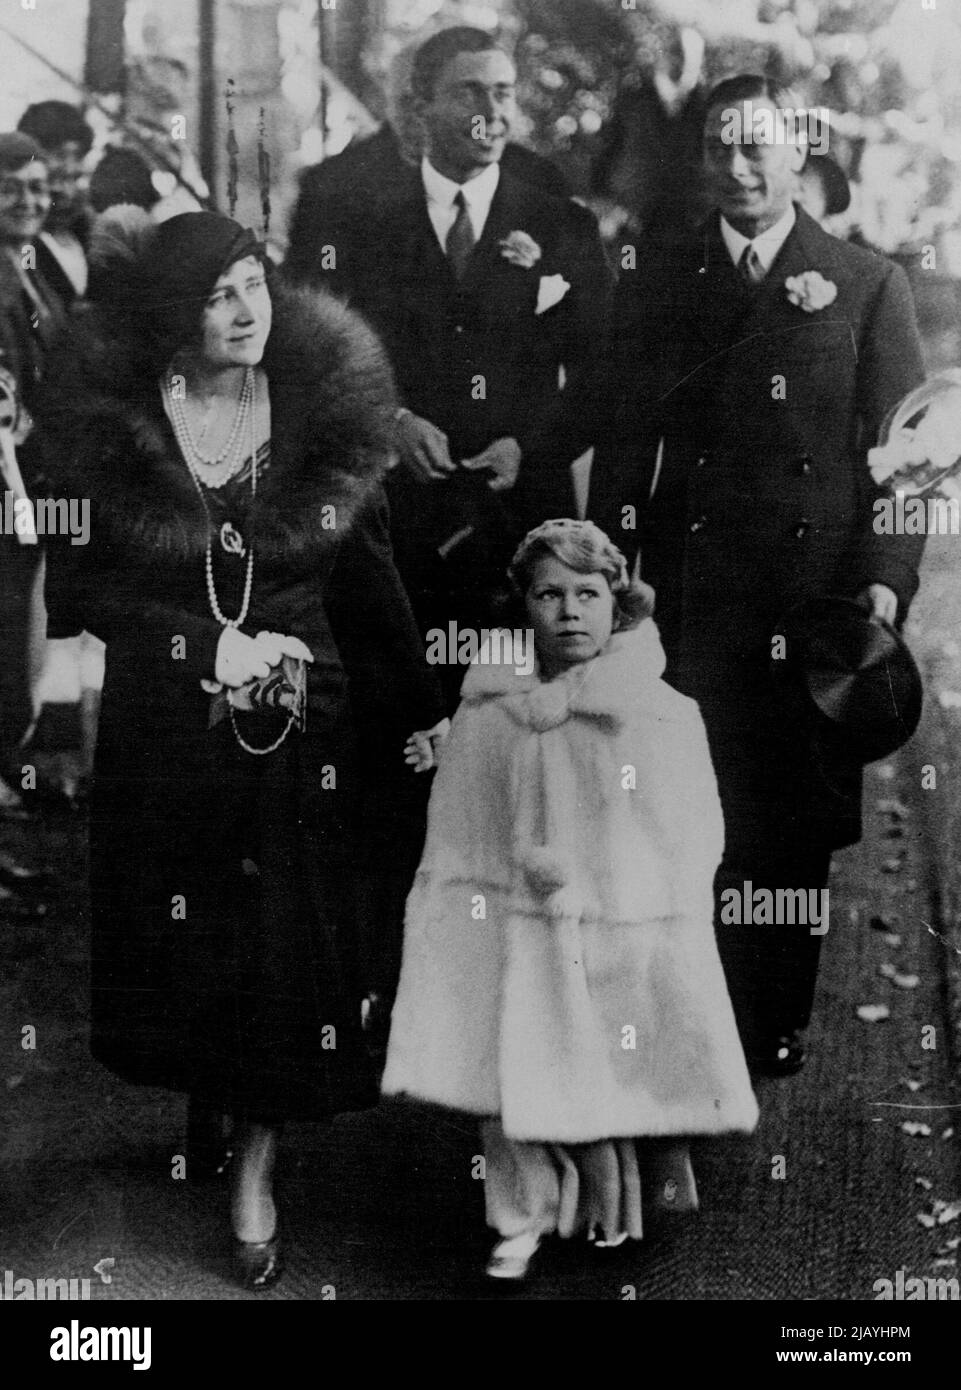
[460, 622, 688, 731]
[40, 282, 397, 563]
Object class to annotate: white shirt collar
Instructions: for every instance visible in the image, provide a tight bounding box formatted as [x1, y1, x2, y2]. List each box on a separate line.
[421, 157, 499, 214]
[720, 203, 797, 275]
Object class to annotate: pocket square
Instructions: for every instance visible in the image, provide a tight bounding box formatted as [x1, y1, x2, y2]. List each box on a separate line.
[536, 274, 570, 315]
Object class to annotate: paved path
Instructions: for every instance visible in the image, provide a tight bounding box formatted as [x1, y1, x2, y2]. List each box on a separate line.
[2, 755, 959, 1302]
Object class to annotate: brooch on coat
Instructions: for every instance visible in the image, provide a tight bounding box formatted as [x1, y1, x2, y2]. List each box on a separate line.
[498, 230, 570, 314]
[784, 270, 838, 313]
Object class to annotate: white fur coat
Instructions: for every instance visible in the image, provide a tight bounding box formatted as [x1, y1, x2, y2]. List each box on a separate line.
[382, 620, 759, 1142]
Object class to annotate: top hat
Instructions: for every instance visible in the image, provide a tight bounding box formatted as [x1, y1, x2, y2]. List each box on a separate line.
[773, 597, 923, 762]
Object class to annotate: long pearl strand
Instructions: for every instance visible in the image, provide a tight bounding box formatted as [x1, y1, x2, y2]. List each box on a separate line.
[177, 376, 298, 757]
[177, 373, 257, 629]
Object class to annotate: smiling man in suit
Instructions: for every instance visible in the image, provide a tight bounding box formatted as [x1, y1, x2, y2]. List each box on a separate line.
[284, 37, 571, 294]
[589, 74, 926, 1075]
[290, 27, 612, 684]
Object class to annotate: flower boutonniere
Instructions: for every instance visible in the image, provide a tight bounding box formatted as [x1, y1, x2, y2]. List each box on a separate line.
[785, 270, 838, 313]
[499, 230, 542, 269]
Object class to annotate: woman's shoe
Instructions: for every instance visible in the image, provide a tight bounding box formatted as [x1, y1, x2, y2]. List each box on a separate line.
[233, 1231, 283, 1290]
[485, 1230, 541, 1282]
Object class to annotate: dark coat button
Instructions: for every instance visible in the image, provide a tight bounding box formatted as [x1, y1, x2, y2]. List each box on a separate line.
[689, 516, 707, 533]
[793, 519, 812, 539]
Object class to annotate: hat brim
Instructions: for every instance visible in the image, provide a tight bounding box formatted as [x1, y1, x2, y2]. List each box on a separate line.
[774, 597, 923, 761]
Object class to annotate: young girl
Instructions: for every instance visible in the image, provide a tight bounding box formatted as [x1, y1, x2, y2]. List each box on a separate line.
[383, 519, 758, 1280]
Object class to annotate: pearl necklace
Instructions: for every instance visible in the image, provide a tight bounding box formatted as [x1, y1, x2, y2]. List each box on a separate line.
[169, 367, 254, 489]
[175, 372, 257, 631]
[174, 374, 299, 757]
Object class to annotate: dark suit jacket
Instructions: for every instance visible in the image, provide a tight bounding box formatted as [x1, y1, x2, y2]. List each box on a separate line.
[285, 124, 571, 289]
[588, 205, 926, 848]
[287, 158, 612, 613]
[0, 249, 66, 432]
[33, 233, 86, 311]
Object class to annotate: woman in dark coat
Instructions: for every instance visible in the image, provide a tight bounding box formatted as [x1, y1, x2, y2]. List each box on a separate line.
[40, 210, 445, 1287]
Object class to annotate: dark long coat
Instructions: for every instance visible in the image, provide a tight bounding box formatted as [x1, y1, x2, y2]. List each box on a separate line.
[287, 163, 614, 631]
[589, 206, 926, 853]
[40, 284, 445, 1121]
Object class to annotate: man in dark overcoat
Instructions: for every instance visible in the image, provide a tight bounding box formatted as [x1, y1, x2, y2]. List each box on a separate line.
[588, 75, 926, 1073]
[286, 26, 613, 678]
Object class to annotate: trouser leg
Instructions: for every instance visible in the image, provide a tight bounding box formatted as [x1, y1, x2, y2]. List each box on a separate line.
[480, 1119, 561, 1239]
[714, 842, 832, 1046]
[0, 542, 45, 769]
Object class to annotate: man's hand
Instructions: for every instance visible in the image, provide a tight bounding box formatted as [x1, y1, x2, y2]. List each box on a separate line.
[462, 437, 522, 492]
[404, 718, 451, 773]
[395, 410, 457, 483]
[857, 584, 898, 626]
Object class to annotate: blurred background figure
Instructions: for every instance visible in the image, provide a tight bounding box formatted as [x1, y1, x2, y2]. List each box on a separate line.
[0, 131, 61, 900]
[88, 146, 162, 217]
[17, 101, 93, 310]
[15, 103, 105, 809]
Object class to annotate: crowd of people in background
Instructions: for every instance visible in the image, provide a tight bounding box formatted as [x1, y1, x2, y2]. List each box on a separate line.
[0, 23, 932, 1289]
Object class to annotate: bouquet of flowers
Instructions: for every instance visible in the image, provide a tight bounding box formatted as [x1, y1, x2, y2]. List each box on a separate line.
[868, 370, 961, 500]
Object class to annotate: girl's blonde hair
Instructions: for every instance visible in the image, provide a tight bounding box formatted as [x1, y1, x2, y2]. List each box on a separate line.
[509, 519, 655, 630]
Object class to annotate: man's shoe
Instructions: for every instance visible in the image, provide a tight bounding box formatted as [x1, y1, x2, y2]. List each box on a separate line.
[748, 1031, 807, 1077]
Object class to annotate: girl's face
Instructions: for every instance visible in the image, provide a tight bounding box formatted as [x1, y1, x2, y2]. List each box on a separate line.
[200, 255, 272, 370]
[524, 555, 615, 678]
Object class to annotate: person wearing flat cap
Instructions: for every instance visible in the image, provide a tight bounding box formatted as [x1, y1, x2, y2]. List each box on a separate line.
[39, 209, 446, 1289]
